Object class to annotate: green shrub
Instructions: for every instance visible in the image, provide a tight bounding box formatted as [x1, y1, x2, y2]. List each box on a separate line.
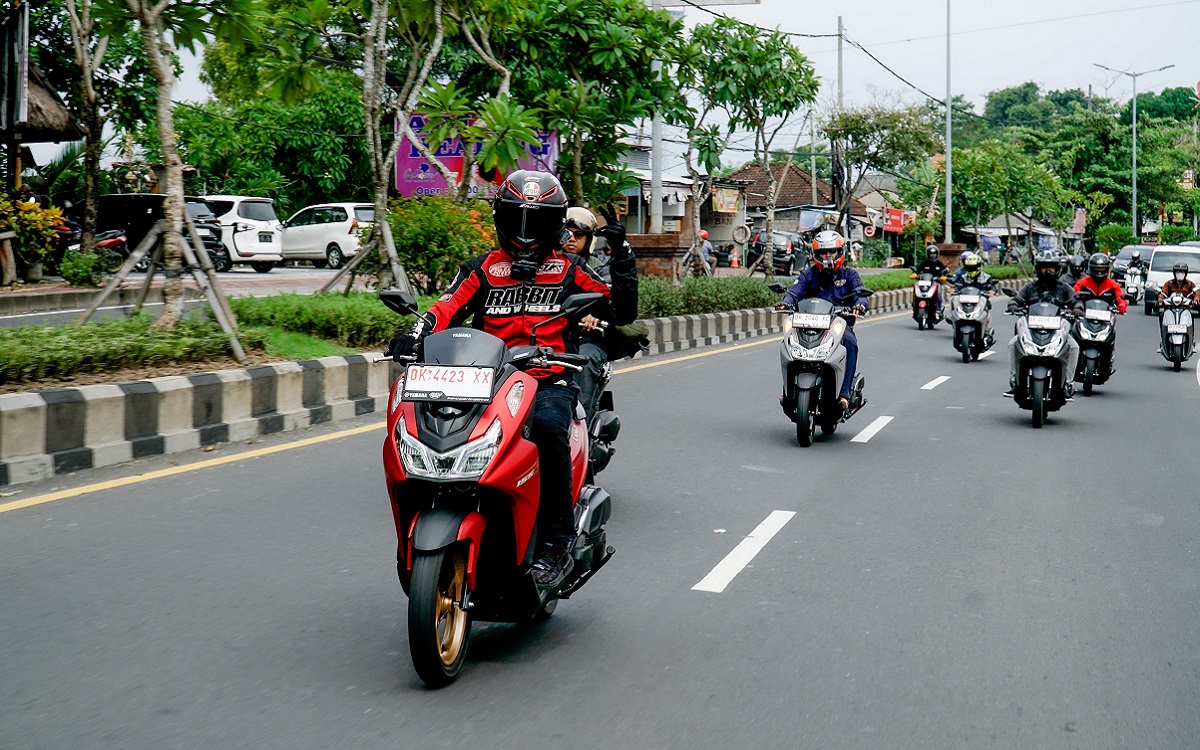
[386, 196, 495, 295]
[1159, 225, 1193, 245]
[1095, 224, 1135, 254]
[228, 292, 419, 348]
[60, 248, 105, 287]
[0, 315, 269, 384]
[636, 276, 777, 318]
[0, 196, 62, 271]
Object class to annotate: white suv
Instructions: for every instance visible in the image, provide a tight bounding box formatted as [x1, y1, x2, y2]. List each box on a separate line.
[280, 203, 374, 269]
[201, 195, 285, 273]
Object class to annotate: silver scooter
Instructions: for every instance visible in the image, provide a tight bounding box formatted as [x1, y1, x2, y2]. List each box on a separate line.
[1002, 290, 1075, 429]
[1158, 292, 1195, 372]
[772, 285, 873, 447]
[947, 283, 996, 363]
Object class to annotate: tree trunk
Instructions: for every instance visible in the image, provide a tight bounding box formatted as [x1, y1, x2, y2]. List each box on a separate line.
[64, 1, 106, 257]
[129, 1, 185, 327]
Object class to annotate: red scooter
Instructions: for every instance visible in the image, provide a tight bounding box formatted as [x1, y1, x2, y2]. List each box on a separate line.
[379, 290, 616, 687]
[909, 271, 944, 330]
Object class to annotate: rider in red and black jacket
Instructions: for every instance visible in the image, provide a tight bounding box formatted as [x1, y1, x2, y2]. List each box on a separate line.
[1073, 252, 1127, 314]
[389, 171, 611, 589]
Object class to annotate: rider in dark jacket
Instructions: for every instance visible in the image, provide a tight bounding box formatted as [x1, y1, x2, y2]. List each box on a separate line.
[1005, 251, 1078, 395]
[776, 230, 869, 410]
[915, 245, 949, 317]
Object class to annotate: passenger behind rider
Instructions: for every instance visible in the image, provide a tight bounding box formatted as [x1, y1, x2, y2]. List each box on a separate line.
[1005, 251, 1079, 397]
[1062, 254, 1087, 287]
[914, 245, 949, 317]
[388, 171, 611, 589]
[560, 205, 639, 421]
[775, 229, 869, 412]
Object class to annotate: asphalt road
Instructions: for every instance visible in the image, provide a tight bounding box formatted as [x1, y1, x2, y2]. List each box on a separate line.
[2, 304, 1198, 749]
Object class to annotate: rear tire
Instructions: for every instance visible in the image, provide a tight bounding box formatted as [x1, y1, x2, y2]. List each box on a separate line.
[251, 261, 274, 274]
[1031, 379, 1046, 429]
[211, 249, 233, 273]
[1145, 301, 1154, 316]
[408, 547, 471, 688]
[795, 390, 814, 447]
[311, 259, 328, 269]
[326, 244, 345, 270]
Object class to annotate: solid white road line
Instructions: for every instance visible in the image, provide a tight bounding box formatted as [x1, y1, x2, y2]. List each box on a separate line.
[692, 510, 796, 593]
[979, 351, 996, 359]
[921, 375, 951, 390]
[850, 416, 894, 443]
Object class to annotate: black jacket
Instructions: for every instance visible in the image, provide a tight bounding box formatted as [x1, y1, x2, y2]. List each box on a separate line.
[1015, 278, 1076, 308]
[915, 259, 948, 277]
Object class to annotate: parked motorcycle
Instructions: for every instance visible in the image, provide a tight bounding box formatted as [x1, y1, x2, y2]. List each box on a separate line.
[67, 228, 128, 257]
[1002, 289, 1074, 428]
[379, 290, 615, 687]
[771, 283, 873, 447]
[1071, 292, 1119, 395]
[909, 272, 943, 330]
[1157, 292, 1195, 372]
[947, 284, 995, 363]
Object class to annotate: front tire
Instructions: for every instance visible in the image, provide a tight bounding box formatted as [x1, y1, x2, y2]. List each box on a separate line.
[795, 389, 814, 447]
[1031, 379, 1046, 429]
[1083, 358, 1095, 396]
[917, 316, 925, 331]
[408, 547, 471, 688]
[251, 261, 275, 274]
[1173, 346, 1183, 372]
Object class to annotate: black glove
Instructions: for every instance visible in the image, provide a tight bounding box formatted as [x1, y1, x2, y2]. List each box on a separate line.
[596, 204, 628, 259]
[775, 302, 791, 311]
[1006, 302, 1019, 314]
[853, 304, 868, 317]
[387, 333, 421, 359]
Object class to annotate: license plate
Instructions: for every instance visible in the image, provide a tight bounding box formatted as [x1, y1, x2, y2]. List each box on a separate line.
[792, 313, 831, 329]
[958, 294, 981, 304]
[1028, 315, 1061, 330]
[258, 232, 273, 243]
[1167, 324, 1187, 333]
[402, 365, 494, 402]
[1084, 309, 1113, 322]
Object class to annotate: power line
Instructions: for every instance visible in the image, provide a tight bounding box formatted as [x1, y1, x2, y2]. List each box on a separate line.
[673, 0, 840, 38]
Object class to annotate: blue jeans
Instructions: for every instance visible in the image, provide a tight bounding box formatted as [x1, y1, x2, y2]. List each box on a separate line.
[529, 381, 578, 551]
[841, 327, 859, 400]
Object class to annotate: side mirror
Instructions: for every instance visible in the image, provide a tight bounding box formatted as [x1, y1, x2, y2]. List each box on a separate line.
[558, 292, 604, 317]
[1001, 288, 1016, 297]
[379, 289, 419, 316]
[854, 286, 874, 297]
[768, 283, 786, 294]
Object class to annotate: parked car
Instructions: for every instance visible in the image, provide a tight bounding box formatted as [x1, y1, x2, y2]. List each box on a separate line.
[746, 230, 809, 276]
[1144, 244, 1200, 314]
[83, 193, 231, 272]
[201, 195, 285, 273]
[280, 203, 374, 269]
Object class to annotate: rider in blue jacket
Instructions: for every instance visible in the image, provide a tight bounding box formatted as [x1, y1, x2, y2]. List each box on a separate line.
[776, 229, 869, 411]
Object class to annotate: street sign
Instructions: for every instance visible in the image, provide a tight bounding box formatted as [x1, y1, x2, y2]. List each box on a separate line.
[863, 224, 876, 237]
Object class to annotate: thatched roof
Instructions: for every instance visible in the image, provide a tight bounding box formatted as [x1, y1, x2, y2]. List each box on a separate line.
[13, 65, 85, 143]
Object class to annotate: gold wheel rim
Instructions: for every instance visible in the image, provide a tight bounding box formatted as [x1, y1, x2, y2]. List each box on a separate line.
[435, 551, 468, 667]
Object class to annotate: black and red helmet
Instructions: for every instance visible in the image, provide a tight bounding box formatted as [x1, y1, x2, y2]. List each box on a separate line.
[493, 170, 568, 263]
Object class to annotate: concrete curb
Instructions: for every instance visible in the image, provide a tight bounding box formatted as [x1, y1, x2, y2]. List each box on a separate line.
[0, 277, 1028, 485]
[0, 287, 202, 316]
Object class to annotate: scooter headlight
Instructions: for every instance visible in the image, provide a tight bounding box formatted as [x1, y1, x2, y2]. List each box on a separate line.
[789, 318, 845, 360]
[395, 416, 503, 480]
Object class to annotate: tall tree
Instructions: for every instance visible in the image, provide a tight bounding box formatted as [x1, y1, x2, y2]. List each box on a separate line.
[822, 105, 940, 231]
[694, 16, 816, 268]
[98, 0, 261, 326]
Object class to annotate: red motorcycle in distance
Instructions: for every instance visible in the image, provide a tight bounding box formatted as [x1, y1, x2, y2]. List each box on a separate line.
[909, 271, 944, 330]
[379, 290, 616, 687]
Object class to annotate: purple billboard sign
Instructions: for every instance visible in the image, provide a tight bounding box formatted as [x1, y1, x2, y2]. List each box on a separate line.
[395, 114, 559, 198]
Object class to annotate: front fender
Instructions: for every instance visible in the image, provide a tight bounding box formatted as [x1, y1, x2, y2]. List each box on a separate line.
[793, 372, 821, 390]
[1081, 347, 1102, 360]
[1029, 364, 1051, 380]
[411, 509, 486, 589]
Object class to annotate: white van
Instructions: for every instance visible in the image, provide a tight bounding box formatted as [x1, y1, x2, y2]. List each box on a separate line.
[201, 195, 285, 273]
[1144, 244, 1200, 314]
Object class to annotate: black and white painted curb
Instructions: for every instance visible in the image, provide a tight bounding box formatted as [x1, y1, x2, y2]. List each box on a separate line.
[0, 278, 1027, 486]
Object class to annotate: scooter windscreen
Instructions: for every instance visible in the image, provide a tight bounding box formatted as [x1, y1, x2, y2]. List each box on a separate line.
[790, 297, 838, 347]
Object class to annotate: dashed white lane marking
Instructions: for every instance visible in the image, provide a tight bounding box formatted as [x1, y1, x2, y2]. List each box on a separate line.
[692, 510, 796, 593]
[979, 351, 996, 359]
[922, 375, 951, 390]
[850, 416, 894, 443]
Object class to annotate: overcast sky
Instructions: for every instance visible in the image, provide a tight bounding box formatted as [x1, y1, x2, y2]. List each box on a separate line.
[156, 0, 1200, 178]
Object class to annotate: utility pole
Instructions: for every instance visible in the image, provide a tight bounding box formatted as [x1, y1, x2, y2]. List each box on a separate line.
[1094, 62, 1175, 238]
[944, 0, 952, 244]
[649, 1, 663, 234]
[837, 16, 844, 112]
[810, 109, 817, 205]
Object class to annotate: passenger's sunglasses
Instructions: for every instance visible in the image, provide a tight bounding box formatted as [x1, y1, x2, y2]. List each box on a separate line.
[566, 229, 592, 239]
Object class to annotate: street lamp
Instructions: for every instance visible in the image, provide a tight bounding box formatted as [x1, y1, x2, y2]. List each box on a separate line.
[1094, 63, 1175, 237]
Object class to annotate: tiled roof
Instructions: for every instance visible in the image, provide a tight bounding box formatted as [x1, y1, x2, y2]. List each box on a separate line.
[727, 162, 868, 216]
